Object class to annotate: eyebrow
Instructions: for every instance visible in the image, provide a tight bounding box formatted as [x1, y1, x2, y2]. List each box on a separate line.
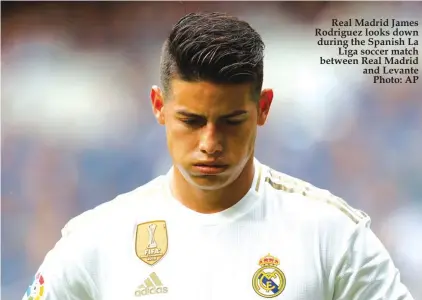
[175, 110, 248, 119]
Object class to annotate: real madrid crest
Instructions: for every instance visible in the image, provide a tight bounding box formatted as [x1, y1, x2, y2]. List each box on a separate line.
[252, 254, 286, 298]
[135, 220, 168, 266]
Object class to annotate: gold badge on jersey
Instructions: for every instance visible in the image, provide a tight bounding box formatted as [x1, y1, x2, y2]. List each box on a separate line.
[252, 254, 286, 298]
[135, 220, 168, 266]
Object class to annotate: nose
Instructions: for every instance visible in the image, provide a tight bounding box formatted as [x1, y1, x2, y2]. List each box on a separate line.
[199, 123, 223, 155]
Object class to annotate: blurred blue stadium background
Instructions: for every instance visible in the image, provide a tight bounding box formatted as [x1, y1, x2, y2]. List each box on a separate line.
[2, 2, 421, 299]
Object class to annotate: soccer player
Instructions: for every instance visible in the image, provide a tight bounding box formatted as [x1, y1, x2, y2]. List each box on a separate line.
[23, 12, 414, 300]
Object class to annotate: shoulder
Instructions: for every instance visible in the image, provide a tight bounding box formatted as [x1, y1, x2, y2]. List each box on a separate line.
[261, 164, 369, 227]
[61, 175, 166, 237]
[32, 176, 167, 299]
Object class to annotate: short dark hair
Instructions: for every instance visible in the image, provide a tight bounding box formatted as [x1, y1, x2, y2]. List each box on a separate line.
[160, 12, 265, 100]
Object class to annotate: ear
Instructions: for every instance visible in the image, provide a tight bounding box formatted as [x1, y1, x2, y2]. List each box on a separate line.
[151, 85, 165, 125]
[257, 88, 273, 126]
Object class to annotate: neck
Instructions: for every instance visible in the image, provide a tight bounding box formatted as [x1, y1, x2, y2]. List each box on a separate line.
[171, 157, 256, 214]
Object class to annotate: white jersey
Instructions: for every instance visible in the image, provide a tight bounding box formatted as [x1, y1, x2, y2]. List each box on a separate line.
[23, 159, 414, 300]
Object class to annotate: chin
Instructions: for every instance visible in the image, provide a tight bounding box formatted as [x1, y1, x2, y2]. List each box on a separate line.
[187, 174, 233, 191]
[176, 159, 249, 191]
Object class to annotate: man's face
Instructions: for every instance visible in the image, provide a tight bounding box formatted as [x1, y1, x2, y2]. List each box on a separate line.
[151, 80, 272, 190]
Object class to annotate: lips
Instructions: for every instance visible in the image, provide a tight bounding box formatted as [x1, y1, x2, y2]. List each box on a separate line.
[192, 163, 228, 175]
[194, 163, 227, 167]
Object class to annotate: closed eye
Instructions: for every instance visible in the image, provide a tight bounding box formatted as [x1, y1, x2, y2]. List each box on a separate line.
[225, 119, 245, 125]
[180, 118, 206, 127]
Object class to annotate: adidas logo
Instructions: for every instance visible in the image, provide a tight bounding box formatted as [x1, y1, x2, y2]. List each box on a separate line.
[135, 272, 168, 297]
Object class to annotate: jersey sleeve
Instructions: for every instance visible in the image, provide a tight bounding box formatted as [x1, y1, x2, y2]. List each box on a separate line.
[22, 231, 98, 300]
[331, 219, 414, 300]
